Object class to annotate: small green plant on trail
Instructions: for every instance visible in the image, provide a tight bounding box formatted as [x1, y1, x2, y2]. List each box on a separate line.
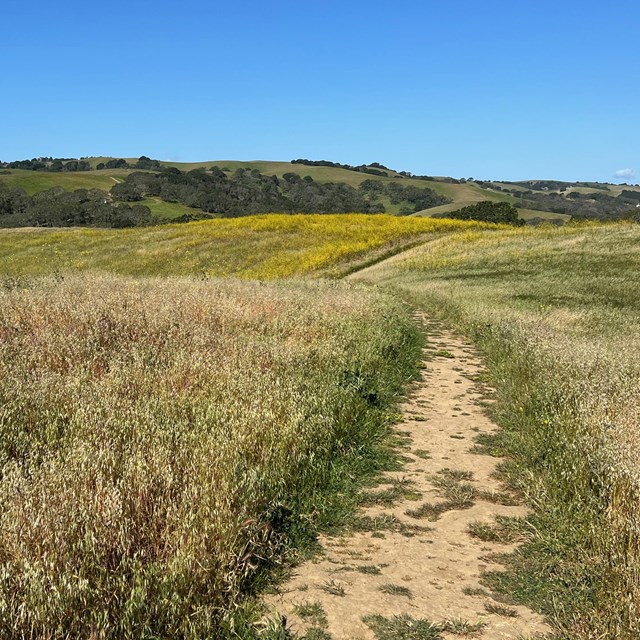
[484, 602, 519, 617]
[356, 565, 383, 575]
[379, 583, 413, 598]
[293, 602, 328, 628]
[468, 516, 527, 544]
[363, 614, 443, 640]
[318, 580, 346, 597]
[440, 618, 487, 636]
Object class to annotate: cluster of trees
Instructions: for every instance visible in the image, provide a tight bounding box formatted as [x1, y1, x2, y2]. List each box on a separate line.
[620, 190, 640, 203]
[0, 184, 152, 228]
[516, 190, 638, 219]
[0, 156, 164, 173]
[111, 167, 387, 215]
[358, 179, 450, 213]
[95, 156, 163, 171]
[436, 201, 524, 226]
[291, 159, 391, 177]
[0, 157, 92, 172]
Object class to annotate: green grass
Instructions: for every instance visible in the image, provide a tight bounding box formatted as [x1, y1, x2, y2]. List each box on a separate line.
[0, 168, 132, 194]
[363, 614, 443, 640]
[516, 208, 571, 222]
[293, 601, 328, 628]
[379, 583, 413, 598]
[318, 579, 346, 597]
[484, 603, 519, 618]
[137, 197, 210, 220]
[352, 221, 640, 639]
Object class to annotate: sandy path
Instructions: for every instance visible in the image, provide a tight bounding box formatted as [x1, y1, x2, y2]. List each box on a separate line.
[266, 313, 550, 639]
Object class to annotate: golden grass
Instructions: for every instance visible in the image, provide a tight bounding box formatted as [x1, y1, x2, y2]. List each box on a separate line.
[0, 275, 420, 637]
[0, 214, 500, 279]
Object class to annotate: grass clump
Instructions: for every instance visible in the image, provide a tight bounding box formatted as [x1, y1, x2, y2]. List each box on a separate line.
[361, 478, 421, 507]
[356, 565, 383, 575]
[440, 618, 487, 636]
[379, 583, 413, 598]
[293, 602, 328, 628]
[468, 516, 526, 544]
[363, 614, 443, 640]
[350, 514, 432, 536]
[483, 602, 519, 617]
[305, 629, 332, 640]
[0, 275, 420, 638]
[318, 580, 346, 597]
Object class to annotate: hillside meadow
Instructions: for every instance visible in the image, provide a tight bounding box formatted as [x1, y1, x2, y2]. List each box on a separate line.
[0, 214, 500, 279]
[1, 216, 638, 638]
[352, 222, 640, 639]
[2, 160, 562, 219]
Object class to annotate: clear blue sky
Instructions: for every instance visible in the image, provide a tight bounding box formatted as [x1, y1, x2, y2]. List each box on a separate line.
[2, 1, 639, 182]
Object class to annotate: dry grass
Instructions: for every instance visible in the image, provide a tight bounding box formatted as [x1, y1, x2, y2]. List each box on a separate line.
[0, 275, 419, 638]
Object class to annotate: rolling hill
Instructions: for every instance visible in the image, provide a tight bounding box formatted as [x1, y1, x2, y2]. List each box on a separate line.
[3, 156, 637, 223]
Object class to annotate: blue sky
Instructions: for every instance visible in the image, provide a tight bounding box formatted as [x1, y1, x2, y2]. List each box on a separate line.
[2, 1, 639, 182]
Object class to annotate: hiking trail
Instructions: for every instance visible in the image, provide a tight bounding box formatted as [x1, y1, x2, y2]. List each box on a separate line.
[266, 312, 550, 639]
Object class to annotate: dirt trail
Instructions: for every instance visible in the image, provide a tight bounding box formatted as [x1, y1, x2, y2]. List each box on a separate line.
[267, 313, 550, 639]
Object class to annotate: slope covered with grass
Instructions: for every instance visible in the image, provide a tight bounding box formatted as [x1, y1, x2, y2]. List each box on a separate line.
[352, 222, 640, 639]
[0, 214, 499, 279]
[0, 168, 130, 194]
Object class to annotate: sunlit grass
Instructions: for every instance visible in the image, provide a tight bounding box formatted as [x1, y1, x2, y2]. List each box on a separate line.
[0, 275, 420, 638]
[353, 221, 640, 639]
[0, 214, 501, 279]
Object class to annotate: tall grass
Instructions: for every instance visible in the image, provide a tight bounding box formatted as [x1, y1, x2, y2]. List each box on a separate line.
[0, 214, 501, 279]
[0, 275, 420, 638]
[353, 222, 640, 638]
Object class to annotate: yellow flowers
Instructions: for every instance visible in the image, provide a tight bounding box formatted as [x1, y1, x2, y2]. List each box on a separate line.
[0, 214, 501, 279]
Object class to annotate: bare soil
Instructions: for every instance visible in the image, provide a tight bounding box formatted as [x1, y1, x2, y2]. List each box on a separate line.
[266, 313, 550, 639]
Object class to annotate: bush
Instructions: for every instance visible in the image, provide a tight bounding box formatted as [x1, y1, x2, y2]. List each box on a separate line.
[438, 201, 524, 225]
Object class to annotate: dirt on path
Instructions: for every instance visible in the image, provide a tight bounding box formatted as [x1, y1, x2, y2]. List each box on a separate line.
[266, 313, 550, 640]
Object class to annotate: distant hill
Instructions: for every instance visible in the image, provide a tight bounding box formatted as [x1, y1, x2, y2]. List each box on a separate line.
[2, 156, 637, 226]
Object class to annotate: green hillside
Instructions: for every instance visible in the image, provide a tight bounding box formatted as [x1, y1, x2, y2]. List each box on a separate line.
[0, 168, 130, 194]
[7, 157, 631, 222]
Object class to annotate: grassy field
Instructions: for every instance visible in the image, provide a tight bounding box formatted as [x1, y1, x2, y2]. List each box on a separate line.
[137, 197, 209, 220]
[0, 276, 421, 638]
[352, 222, 640, 639]
[0, 216, 637, 638]
[513, 207, 571, 222]
[0, 168, 132, 194]
[0, 214, 499, 279]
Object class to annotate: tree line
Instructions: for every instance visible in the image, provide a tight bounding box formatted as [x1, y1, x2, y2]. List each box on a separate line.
[0, 156, 162, 172]
[0, 184, 152, 228]
[434, 201, 525, 225]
